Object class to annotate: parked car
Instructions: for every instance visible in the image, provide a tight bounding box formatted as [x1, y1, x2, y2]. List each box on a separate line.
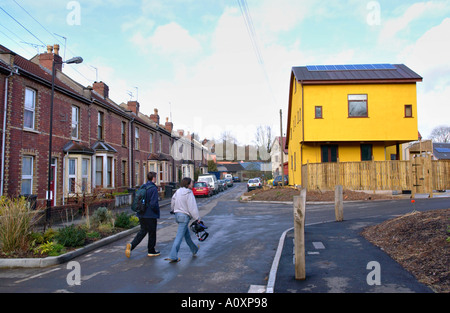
[218, 179, 227, 191]
[273, 175, 288, 186]
[247, 178, 262, 192]
[233, 176, 241, 182]
[198, 174, 219, 194]
[224, 173, 233, 180]
[192, 182, 211, 197]
[225, 178, 233, 187]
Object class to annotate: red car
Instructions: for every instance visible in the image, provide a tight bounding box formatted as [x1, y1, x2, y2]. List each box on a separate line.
[192, 182, 211, 197]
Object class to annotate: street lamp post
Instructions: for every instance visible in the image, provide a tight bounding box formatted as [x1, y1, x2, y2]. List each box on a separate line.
[46, 56, 83, 225]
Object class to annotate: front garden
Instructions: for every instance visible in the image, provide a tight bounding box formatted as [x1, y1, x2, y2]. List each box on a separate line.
[0, 196, 138, 259]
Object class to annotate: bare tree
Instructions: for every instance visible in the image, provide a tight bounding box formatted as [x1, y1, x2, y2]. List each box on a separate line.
[254, 125, 273, 156]
[429, 125, 450, 143]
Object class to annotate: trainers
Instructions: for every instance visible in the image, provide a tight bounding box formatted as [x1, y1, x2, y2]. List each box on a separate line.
[125, 243, 131, 258]
[147, 251, 160, 257]
[193, 244, 200, 257]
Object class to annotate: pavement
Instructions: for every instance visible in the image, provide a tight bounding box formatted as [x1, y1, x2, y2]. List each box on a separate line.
[2, 189, 448, 293]
[270, 216, 435, 293]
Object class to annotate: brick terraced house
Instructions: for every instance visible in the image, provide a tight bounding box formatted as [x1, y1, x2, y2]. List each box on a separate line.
[0, 44, 209, 211]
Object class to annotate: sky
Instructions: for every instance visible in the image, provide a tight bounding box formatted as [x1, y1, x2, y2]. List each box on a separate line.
[0, 0, 449, 145]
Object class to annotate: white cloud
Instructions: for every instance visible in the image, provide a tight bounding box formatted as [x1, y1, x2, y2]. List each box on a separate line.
[130, 22, 202, 57]
[400, 18, 450, 138]
[379, 1, 450, 47]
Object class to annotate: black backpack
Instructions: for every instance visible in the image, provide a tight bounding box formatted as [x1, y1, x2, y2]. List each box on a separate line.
[131, 184, 154, 214]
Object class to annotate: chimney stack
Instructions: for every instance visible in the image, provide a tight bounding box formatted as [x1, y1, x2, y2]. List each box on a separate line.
[165, 117, 173, 132]
[127, 101, 140, 114]
[93, 81, 109, 99]
[150, 108, 160, 124]
[39, 44, 62, 72]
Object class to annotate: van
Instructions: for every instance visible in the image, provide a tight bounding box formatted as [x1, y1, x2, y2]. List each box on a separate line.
[198, 174, 219, 195]
[224, 174, 232, 180]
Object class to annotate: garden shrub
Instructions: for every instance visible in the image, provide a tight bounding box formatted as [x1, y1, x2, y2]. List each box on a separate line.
[55, 225, 86, 247]
[92, 207, 114, 226]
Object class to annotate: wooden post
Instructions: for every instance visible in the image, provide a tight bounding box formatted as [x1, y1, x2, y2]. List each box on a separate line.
[293, 189, 306, 280]
[410, 158, 415, 199]
[335, 185, 344, 222]
[428, 154, 433, 198]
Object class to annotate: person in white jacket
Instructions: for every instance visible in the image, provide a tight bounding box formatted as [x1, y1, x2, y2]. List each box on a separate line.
[166, 177, 200, 262]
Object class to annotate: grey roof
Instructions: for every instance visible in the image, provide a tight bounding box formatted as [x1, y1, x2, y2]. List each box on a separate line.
[433, 143, 450, 160]
[292, 64, 422, 84]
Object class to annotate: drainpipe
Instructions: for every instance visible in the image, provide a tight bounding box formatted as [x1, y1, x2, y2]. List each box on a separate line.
[1, 68, 16, 196]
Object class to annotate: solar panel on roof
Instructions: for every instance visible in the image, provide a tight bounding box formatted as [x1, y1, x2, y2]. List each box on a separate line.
[306, 64, 396, 71]
[436, 148, 450, 153]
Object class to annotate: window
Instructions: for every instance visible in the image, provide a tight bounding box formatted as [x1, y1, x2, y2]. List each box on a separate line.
[405, 105, 412, 118]
[348, 94, 368, 117]
[71, 106, 80, 139]
[24, 88, 36, 129]
[121, 122, 126, 146]
[159, 134, 162, 153]
[82, 158, 89, 192]
[21, 156, 33, 194]
[135, 127, 140, 150]
[361, 144, 373, 161]
[321, 145, 338, 163]
[97, 112, 104, 140]
[68, 158, 77, 193]
[96, 156, 103, 187]
[149, 133, 154, 153]
[315, 106, 322, 119]
[135, 161, 140, 186]
[107, 157, 113, 187]
[121, 160, 127, 186]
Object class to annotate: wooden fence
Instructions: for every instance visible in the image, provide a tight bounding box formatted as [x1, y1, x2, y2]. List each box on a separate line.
[301, 156, 450, 196]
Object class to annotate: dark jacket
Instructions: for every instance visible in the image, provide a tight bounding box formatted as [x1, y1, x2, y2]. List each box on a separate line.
[138, 181, 160, 219]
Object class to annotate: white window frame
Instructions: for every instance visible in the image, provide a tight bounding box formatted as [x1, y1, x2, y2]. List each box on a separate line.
[68, 158, 77, 194]
[82, 158, 89, 193]
[24, 88, 36, 130]
[135, 127, 140, 150]
[71, 106, 80, 139]
[21, 156, 33, 194]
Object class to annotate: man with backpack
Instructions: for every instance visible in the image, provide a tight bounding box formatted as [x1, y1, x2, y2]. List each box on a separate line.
[125, 171, 160, 258]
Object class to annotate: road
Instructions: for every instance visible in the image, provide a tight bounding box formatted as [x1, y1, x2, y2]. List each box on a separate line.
[0, 183, 448, 294]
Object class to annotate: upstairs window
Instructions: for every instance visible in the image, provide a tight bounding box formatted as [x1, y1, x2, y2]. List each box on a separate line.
[315, 106, 323, 119]
[348, 94, 368, 117]
[404, 105, 412, 118]
[97, 111, 104, 140]
[121, 122, 126, 146]
[71, 106, 80, 139]
[135, 127, 140, 150]
[24, 88, 36, 130]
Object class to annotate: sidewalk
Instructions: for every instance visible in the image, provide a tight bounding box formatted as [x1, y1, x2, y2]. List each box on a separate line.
[0, 198, 173, 268]
[272, 216, 433, 293]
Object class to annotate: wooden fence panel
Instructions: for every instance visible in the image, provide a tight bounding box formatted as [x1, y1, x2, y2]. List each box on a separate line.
[301, 159, 448, 192]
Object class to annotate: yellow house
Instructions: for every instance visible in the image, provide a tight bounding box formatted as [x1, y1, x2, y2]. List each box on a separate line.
[286, 64, 422, 186]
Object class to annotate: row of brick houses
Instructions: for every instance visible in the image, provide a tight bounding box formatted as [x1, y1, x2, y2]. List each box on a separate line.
[0, 44, 210, 209]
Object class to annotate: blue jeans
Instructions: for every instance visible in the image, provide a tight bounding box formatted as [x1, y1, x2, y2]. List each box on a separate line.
[169, 213, 198, 260]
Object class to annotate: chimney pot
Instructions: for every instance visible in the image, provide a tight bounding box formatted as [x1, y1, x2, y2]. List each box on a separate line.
[127, 100, 140, 114]
[165, 117, 173, 132]
[150, 108, 160, 124]
[93, 81, 109, 99]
